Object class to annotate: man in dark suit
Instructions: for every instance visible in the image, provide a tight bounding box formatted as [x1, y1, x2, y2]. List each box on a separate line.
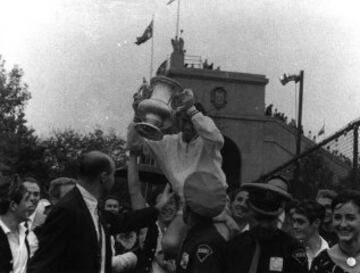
[28, 151, 171, 273]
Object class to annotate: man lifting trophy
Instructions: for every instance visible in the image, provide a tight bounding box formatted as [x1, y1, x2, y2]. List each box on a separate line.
[127, 75, 231, 257]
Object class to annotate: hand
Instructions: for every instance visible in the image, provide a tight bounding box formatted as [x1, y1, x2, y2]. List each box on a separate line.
[132, 83, 152, 120]
[174, 89, 194, 112]
[181, 89, 194, 110]
[155, 184, 174, 211]
[126, 123, 144, 153]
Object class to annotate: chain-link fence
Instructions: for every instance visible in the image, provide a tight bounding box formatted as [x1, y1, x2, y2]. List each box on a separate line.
[254, 119, 360, 198]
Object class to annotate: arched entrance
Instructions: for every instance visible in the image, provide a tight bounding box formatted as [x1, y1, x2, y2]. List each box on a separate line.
[221, 136, 241, 192]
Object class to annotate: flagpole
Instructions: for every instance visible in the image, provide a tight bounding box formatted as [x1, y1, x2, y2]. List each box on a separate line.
[150, 15, 154, 79]
[176, 0, 181, 37]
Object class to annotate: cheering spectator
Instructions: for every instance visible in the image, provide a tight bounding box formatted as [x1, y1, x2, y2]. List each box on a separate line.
[229, 188, 250, 232]
[311, 190, 360, 273]
[291, 200, 329, 269]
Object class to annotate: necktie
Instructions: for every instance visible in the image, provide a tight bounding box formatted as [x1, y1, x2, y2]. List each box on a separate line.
[96, 208, 103, 272]
[24, 221, 31, 266]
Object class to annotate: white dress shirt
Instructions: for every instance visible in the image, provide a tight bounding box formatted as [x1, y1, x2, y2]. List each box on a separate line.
[0, 217, 28, 273]
[77, 184, 106, 273]
[306, 235, 329, 269]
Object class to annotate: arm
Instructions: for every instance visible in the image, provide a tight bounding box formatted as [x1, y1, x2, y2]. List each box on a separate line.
[28, 206, 74, 273]
[190, 109, 224, 147]
[127, 152, 146, 210]
[104, 207, 159, 235]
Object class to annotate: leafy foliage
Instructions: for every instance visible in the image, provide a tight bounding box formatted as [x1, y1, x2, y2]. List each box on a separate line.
[41, 128, 127, 181]
[0, 56, 44, 178]
[295, 151, 334, 199]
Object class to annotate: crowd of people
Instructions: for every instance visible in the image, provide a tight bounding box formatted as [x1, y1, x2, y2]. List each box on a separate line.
[1, 85, 360, 273]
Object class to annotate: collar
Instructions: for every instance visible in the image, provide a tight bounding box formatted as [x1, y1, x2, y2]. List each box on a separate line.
[0, 217, 27, 235]
[0, 217, 11, 234]
[76, 184, 98, 211]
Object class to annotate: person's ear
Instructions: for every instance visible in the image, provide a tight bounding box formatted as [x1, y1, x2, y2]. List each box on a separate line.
[9, 200, 18, 212]
[313, 218, 321, 228]
[99, 172, 108, 184]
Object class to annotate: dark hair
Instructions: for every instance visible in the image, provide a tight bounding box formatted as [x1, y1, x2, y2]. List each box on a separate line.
[228, 188, 248, 203]
[332, 189, 360, 212]
[292, 200, 325, 224]
[103, 195, 120, 204]
[0, 181, 27, 215]
[316, 189, 337, 201]
[48, 177, 76, 199]
[194, 102, 206, 115]
[78, 151, 113, 180]
[22, 177, 40, 187]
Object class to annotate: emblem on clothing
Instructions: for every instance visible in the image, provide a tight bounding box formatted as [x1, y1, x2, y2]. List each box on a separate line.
[196, 244, 213, 263]
[292, 248, 307, 266]
[269, 257, 283, 272]
[180, 252, 189, 269]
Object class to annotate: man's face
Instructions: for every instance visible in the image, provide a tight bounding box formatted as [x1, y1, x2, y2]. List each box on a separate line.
[104, 199, 120, 214]
[12, 191, 34, 222]
[178, 115, 196, 143]
[231, 190, 249, 220]
[23, 181, 40, 215]
[292, 212, 317, 242]
[158, 194, 178, 224]
[317, 197, 332, 224]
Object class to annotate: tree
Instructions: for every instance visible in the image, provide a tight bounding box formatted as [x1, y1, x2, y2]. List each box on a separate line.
[41, 128, 127, 182]
[295, 151, 334, 199]
[0, 56, 44, 179]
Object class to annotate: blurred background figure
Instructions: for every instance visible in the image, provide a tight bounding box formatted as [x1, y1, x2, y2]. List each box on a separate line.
[48, 177, 76, 206]
[316, 189, 338, 247]
[229, 188, 250, 232]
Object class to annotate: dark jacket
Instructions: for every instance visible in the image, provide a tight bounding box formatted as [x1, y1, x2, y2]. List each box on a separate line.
[0, 226, 13, 273]
[226, 227, 309, 273]
[0, 220, 30, 273]
[176, 221, 227, 273]
[28, 187, 159, 273]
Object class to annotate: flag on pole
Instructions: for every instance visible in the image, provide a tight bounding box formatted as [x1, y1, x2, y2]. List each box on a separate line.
[318, 124, 325, 136]
[167, 0, 176, 5]
[135, 20, 153, 45]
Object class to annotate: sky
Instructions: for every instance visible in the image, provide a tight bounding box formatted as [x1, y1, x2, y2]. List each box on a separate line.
[0, 0, 360, 139]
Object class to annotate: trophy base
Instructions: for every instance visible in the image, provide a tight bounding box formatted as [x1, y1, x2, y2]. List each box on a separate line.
[135, 122, 164, 141]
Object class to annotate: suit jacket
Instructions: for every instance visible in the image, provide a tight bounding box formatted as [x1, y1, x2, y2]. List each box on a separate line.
[0, 221, 30, 273]
[28, 187, 159, 273]
[0, 226, 13, 273]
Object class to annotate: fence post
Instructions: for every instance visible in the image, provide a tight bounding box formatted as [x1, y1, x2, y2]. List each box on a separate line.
[353, 125, 359, 188]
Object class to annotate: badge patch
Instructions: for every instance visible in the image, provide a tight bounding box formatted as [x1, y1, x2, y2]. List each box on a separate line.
[292, 248, 307, 266]
[180, 252, 189, 269]
[196, 244, 213, 263]
[269, 257, 283, 272]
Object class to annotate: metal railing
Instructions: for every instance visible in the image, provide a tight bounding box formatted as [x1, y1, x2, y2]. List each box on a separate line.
[254, 119, 360, 198]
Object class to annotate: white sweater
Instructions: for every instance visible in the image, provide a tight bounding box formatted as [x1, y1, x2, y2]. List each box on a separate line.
[142, 112, 227, 196]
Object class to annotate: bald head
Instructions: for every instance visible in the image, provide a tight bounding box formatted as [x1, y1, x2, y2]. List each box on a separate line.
[78, 151, 114, 181]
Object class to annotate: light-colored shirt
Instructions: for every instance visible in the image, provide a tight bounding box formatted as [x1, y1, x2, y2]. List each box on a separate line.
[0, 217, 28, 273]
[77, 184, 106, 273]
[306, 235, 329, 269]
[143, 112, 227, 197]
